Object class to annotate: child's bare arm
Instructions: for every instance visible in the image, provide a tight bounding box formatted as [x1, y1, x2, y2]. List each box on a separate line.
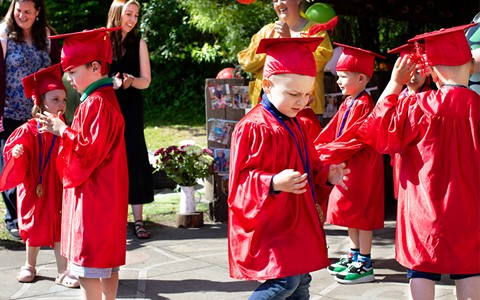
[271, 169, 308, 194]
[12, 144, 23, 158]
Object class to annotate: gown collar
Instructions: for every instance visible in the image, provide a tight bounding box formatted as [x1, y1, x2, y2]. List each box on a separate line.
[80, 78, 113, 102]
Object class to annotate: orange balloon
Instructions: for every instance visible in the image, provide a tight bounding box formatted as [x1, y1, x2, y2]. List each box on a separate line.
[237, 0, 256, 4]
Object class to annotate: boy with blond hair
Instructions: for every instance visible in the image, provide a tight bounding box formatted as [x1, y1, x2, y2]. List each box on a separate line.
[228, 37, 350, 299]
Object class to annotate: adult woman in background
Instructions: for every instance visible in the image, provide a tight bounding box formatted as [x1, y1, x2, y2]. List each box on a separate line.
[0, 0, 59, 239]
[237, 0, 334, 117]
[107, 0, 154, 239]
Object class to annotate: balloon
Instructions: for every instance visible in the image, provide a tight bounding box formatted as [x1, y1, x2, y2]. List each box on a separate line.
[216, 67, 235, 79]
[305, 3, 336, 24]
[237, 0, 256, 4]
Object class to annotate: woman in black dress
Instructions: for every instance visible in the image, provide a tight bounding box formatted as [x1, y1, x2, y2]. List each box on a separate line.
[107, 0, 153, 239]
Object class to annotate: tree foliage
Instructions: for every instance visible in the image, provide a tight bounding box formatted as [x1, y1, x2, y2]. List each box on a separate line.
[0, 0, 445, 126]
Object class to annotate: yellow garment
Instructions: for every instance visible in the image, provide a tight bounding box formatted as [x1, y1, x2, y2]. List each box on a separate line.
[237, 20, 333, 114]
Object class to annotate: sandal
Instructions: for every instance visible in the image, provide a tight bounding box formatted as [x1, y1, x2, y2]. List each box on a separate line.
[134, 220, 151, 239]
[17, 265, 36, 283]
[55, 271, 80, 288]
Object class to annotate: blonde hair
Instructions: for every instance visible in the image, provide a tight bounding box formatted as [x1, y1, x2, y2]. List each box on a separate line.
[106, 0, 140, 60]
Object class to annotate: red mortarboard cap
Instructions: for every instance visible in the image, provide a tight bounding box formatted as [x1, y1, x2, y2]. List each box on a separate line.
[388, 43, 428, 74]
[49, 27, 121, 74]
[334, 43, 385, 77]
[388, 43, 425, 57]
[22, 63, 66, 106]
[408, 23, 476, 66]
[256, 37, 325, 78]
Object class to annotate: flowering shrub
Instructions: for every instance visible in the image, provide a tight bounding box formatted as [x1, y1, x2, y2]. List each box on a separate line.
[154, 144, 214, 187]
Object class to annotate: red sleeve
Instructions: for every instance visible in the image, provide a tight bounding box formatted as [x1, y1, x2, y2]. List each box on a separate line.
[228, 121, 276, 231]
[0, 124, 33, 190]
[356, 93, 424, 153]
[59, 95, 124, 188]
[316, 95, 373, 164]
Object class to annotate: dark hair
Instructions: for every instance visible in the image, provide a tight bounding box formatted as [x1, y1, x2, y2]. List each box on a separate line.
[5, 0, 51, 51]
[107, 0, 140, 60]
[85, 60, 111, 74]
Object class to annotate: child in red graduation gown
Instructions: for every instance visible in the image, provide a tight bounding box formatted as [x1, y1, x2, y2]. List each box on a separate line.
[315, 43, 385, 284]
[37, 27, 128, 299]
[356, 24, 480, 298]
[228, 37, 350, 299]
[387, 43, 432, 200]
[0, 64, 79, 287]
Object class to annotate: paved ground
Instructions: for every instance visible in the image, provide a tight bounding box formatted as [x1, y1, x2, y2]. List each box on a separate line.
[0, 213, 458, 300]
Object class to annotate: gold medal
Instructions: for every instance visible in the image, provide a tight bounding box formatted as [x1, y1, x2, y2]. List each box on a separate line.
[36, 184, 43, 198]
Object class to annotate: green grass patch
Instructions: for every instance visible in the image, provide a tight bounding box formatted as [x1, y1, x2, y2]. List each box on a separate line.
[144, 125, 207, 152]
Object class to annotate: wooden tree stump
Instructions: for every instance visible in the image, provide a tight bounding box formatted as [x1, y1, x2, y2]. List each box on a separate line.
[176, 212, 204, 228]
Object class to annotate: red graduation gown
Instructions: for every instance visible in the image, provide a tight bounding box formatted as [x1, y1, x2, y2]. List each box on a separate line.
[357, 86, 480, 274]
[390, 86, 432, 199]
[57, 83, 128, 268]
[0, 119, 61, 247]
[315, 93, 384, 230]
[228, 104, 331, 280]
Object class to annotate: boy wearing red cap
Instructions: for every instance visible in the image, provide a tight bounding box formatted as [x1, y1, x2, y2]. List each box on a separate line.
[314, 43, 385, 284]
[0, 64, 78, 287]
[228, 37, 350, 299]
[356, 24, 480, 298]
[37, 27, 128, 299]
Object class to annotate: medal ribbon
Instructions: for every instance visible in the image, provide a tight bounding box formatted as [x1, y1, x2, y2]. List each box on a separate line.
[37, 123, 56, 188]
[261, 95, 317, 204]
[337, 90, 366, 138]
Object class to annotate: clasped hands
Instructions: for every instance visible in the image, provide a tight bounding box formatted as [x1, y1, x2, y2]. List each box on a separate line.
[272, 163, 350, 194]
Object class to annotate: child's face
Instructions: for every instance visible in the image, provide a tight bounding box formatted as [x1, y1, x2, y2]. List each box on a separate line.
[406, 69, 427, 92]
[336, 71, 364, 96]
[66, 64, 97, 93]
[42, 89, 67, 116]
[121, 3, 139, 35]
[263, 73, 314, 118]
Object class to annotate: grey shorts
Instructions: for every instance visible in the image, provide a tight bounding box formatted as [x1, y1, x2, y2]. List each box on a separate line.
[70, 262, 120, 279]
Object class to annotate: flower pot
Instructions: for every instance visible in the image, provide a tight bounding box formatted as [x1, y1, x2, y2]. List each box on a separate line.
[179, 186, 198, 214]
[177, 185, 203, 228]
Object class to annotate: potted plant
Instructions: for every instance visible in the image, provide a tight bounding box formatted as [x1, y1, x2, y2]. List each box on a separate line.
[153, 144, 214, 215]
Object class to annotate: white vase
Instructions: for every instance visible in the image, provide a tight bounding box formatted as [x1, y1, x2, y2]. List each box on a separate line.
[179, 186, 198, 214]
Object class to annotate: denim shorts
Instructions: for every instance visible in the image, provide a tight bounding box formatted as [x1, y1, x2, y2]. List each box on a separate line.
[70, 262, 120, 279]
[407, 269, 480, 281]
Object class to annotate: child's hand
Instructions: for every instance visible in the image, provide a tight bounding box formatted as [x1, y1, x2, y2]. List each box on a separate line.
[392, 56, 415, 86]
[272, 169, 308, 194]
[112, 72, 123, 90]
[327, 163, 351, 190]
[12, 144, 24, 158]
[36, 111, 68, 136]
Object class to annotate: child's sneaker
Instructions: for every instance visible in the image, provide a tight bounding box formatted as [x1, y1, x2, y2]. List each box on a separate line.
[327, 254, 352, 275]
[335, 261, 375, 284]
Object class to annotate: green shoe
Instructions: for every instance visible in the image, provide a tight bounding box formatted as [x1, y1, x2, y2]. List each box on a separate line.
[335, 262, 375, 284]
[327, 254, 352, 275]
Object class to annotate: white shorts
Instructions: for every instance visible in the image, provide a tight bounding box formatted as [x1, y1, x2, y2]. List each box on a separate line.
[70, 262, 120, 279]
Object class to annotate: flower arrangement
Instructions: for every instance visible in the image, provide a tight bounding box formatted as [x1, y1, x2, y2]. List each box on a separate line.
[154, 144, 214, 187]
